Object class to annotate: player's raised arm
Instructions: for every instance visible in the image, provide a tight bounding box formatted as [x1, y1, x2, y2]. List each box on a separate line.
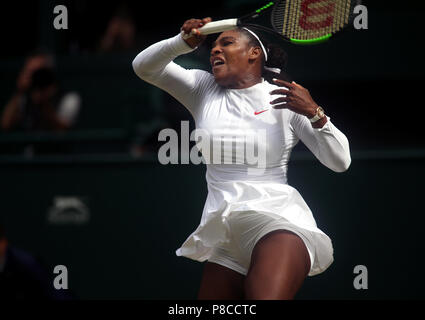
[132, 17, 211, 79]
[131, 18, 213, 112]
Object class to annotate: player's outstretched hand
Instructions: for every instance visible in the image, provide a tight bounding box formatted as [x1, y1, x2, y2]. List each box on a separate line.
[181, 17, 212, 49]
[270, 79, 319, 119]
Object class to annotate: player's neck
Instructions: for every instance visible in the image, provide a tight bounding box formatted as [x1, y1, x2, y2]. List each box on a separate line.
[227, 74, 262, 90]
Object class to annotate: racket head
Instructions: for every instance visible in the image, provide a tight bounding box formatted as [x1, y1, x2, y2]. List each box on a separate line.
[271, 0, 362, 45]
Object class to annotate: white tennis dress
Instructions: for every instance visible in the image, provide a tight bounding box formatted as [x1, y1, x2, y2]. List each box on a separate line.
[132, 34, 351, 276]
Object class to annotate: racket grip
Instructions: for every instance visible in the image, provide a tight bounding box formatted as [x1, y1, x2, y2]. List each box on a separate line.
[197, 19, 238, 35]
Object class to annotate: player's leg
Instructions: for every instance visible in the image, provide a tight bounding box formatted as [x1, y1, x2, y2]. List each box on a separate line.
[244, 230, 311, 300]
[198, 262, 245, 300]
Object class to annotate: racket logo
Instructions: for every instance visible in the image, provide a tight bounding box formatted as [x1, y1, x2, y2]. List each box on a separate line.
[299, 0, 336, 30]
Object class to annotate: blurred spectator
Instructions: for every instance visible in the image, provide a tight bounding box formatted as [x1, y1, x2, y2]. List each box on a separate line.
[1, 50, 81, 133]
[98, 5, 136, 53]
[0, 224, 73, 300]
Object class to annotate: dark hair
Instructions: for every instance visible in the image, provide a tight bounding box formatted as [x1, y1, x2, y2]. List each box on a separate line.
[237, 28, 291, 82]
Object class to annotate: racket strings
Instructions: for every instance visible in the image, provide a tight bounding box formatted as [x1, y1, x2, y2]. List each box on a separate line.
[272, 0, 358, 41]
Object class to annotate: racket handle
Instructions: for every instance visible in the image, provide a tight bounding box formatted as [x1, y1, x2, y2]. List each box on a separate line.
[197, 19, 238, 35]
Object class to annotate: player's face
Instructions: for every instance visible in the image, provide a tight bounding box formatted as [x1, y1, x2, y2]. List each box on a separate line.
[210, 30, 257, 88]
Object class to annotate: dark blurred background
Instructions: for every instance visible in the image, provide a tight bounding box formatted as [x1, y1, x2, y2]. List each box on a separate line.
[0, 0, 424, 299]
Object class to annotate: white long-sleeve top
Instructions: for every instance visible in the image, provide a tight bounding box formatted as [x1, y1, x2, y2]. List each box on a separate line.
[133, 34, 351, 276]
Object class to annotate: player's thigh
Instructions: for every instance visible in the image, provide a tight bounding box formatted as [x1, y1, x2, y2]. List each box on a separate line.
[198, 262, 245, 300]
[245, 230, 310, 300]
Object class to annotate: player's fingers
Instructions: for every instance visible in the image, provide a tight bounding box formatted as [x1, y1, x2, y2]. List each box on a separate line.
[191, 28, 200, 36]
[273, 78, 294, 89]
[190, 19, 209, 36]
[270, 97, 289, 105]
[272, 103, 289, 110]
[292, 81, 304, 89]
[181, 24, 190, 34]
[182, 20, 193, 31]
[270, 88, 290, 96]
[182, 19, 203, 34]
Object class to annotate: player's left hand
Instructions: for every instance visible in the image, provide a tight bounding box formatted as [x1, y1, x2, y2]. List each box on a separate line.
[270, 79, 319, 119]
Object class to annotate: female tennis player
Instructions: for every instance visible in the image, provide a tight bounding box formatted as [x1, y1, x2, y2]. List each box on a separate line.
[132, 18, 351, 300]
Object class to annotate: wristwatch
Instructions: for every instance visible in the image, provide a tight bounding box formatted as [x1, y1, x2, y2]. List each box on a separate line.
[309, 107, 326, 123]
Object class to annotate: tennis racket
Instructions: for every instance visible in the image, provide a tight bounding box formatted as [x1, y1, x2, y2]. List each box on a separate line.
[196, 0, 362, 45]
